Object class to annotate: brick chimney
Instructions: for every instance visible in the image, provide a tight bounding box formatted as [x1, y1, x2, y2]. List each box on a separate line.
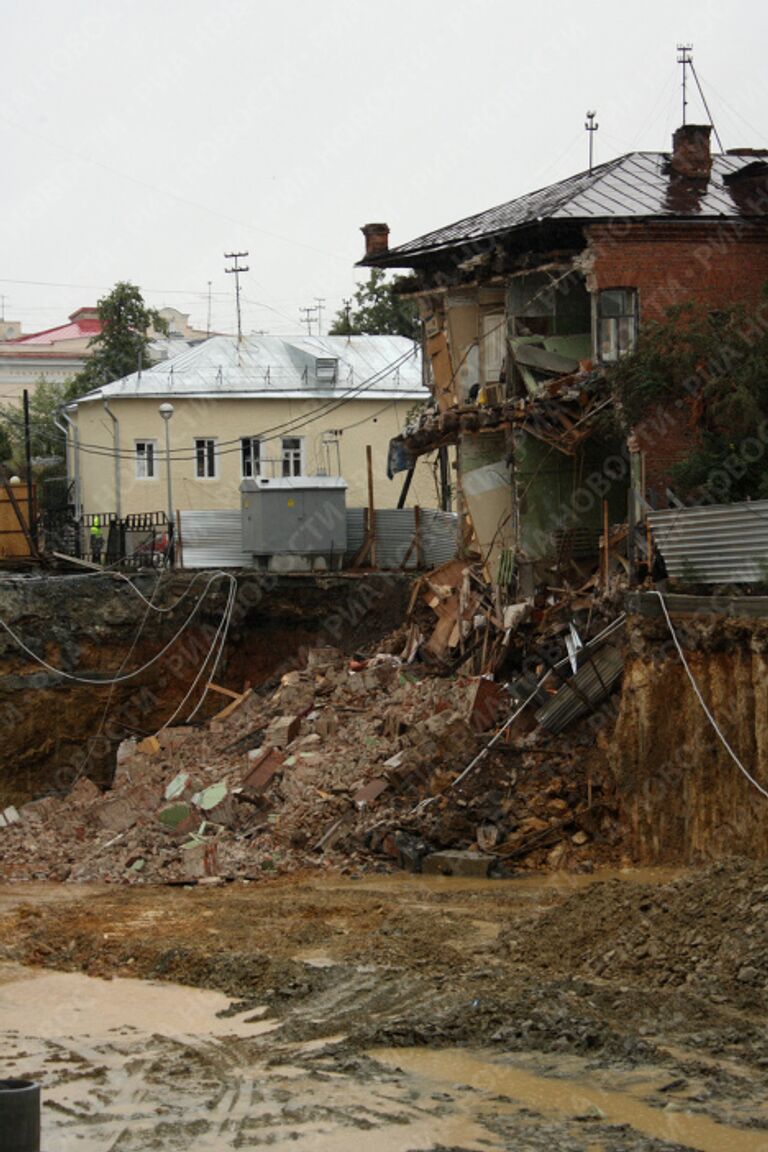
[670, 124, 713, 180]
[361, 222, 390, 259]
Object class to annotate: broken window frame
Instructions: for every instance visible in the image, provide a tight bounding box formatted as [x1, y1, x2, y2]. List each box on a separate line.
[241, 437, 262, 478]
[281, 436, 303, 477]
[596, 288, 638, 363]
[194, 437, 218, 480]
[135, 439, 156, 480]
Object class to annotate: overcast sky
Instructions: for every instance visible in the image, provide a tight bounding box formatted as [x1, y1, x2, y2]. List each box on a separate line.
[2, 0, 766, 339]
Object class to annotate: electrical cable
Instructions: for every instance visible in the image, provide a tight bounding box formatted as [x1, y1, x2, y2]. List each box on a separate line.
[71, 570, 166, 782]
[0, 570, 232, 686]
[5, 346, 420, 463]
[412, 612, 627, 810]
[159, 573, 238, 728]
[652, 589, 768, 800]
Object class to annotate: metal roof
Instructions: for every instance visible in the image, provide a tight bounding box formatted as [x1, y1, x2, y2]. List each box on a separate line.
[74, 333, 425, 404]
[372, 152, 766, 265]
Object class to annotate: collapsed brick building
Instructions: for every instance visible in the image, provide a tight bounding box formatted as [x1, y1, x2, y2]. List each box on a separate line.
[362, 125, 768, 592]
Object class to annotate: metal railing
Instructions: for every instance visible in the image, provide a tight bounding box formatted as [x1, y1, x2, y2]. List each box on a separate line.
[41, 509, 171, 569]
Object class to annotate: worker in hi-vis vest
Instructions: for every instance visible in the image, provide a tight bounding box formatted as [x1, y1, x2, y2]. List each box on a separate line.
[90, 515, 104, 565]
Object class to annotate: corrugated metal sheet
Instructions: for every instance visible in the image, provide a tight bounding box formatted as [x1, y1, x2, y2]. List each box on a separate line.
[648, 500, 768, 584]
[346, 508, 458, 569]
[179, 507, 459, 570]
[535, 645, 624, 734]
[371, 153, 761, 265]
[179, 510, 250, 569]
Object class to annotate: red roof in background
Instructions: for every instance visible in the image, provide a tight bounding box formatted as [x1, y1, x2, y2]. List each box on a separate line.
[11, 307, 101, 346]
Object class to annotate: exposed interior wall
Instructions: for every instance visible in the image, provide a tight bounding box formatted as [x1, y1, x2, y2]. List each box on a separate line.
[459, 431, 514, 580]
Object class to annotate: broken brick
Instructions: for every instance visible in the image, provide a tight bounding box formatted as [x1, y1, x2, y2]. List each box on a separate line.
[265, 715, 301, 748]
[242, 747, 285, 797]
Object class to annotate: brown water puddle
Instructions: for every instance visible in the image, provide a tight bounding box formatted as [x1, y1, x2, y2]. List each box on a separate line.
[325, 866, 687, 896]
[0, 967, 277, 1040]
[0, 966, 491, 1151]
[371, 1047, 768, 1152]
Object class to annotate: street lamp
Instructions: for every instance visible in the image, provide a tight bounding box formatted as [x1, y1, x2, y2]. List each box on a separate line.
[158, 403, 175, 561]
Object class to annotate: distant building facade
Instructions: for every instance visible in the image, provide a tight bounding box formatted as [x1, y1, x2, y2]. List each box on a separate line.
[65, 333, 431, 516]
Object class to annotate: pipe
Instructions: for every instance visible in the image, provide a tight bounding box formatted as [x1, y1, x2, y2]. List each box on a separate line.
[54, 407, 81, 518]
[0, 1078, 40, 1152]
[102, 394, 121, 519]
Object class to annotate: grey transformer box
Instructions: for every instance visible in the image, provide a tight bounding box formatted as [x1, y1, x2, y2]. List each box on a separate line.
[240, 476, 348, 573]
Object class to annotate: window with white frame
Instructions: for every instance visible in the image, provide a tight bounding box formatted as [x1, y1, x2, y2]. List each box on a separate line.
[241, 437, 261, 478]
[195, 437, 218, 479]
[281, 436, 303, 477]
[135, 439, 156, 479]
[597, 288, 638, 362]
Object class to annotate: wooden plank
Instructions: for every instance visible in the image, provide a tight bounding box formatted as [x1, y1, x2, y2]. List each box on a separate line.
[212, 687, 253, 722]
[208, 683, 241, 700]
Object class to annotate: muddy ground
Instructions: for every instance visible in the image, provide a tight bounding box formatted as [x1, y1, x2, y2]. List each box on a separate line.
[2, 862, 768, 1150]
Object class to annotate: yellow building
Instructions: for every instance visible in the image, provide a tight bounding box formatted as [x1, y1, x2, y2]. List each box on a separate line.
[66, 333, 432, 518]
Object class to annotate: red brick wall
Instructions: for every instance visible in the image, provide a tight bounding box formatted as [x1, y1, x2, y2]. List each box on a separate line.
[587, 222, 768, 500]
[586, 221, 768, 321]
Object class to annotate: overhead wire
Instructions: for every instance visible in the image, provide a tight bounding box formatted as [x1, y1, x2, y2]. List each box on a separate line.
[5, 345, 420, 464]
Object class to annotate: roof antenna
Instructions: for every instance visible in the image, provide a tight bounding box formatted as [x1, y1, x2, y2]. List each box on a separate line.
[676, 43, 724, 152]
[585, 110, 599, 174]
[677, 43, 693, 125]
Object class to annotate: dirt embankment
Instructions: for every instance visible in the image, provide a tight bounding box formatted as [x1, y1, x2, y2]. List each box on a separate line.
[0, 570, 414, 802]
[609, 614, 768, 863]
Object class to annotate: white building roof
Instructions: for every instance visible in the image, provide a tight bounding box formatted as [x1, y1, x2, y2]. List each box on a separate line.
[73, 334, 425, 404]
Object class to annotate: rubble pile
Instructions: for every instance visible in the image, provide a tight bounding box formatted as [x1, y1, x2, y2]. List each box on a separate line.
[0, 634, 624, 884]
[503, 857, 768, 1005]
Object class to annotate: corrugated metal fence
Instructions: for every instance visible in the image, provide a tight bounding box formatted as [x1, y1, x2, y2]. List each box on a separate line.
[648, 500, 768, 584]
[345, 509, 459, 570]
[179, 507, 458, 570]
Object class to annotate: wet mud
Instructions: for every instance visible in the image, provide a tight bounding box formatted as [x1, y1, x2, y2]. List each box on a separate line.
[2, 865, 768, 1150]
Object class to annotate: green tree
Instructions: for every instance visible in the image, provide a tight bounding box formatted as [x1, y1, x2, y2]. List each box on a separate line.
[0, 419, 12, 466]
[607, 294, 768, 501]
[0, 377, 70, 467]
[71, 281, 167, 395]
[329, 270, 418, 338]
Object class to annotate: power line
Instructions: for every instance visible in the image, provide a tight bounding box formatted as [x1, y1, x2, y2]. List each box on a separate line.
[4, 346, 420, 462]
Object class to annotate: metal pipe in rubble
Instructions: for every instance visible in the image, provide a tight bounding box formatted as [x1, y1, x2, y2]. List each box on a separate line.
[102, 395, 121, 520]
[0, 1078, 40, 1152]
[54, 408, 81, 518]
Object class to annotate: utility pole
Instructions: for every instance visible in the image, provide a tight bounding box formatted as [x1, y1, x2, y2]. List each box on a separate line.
[585, 110, 599, 174]
[677, 43, 693, 126]
[299, 306, 318, 335]
[342, 297, 352, 335]
[314, 297, 326, 337]
[0, 295, 5, 321]
[224, 251, 249, 343]
[206, 280, 212, 338]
